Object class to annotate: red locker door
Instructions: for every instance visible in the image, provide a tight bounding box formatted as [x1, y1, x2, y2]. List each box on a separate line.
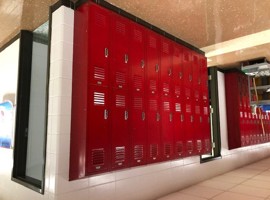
[172, 44, 183, 87]
[194, 100, 203, 155]
[185, 100, 194, 155]
[202, 100, 211, 153]
[110, 13, 130, 90]
[182, 47, 193, 101]
[89, 3, 111, 86]
[160, 96, 174, 160]
[87, 85, 110, 174]
[129, 22, 145, 93]
[160, 38, 173, 97]
[146, 31, 160, 95]
[192, 53, 200, 101]
[147, 94, 161, 163]
[130, 93, 146, 166]
[110, 88, 130, 169]
[174, 96, 185, 158]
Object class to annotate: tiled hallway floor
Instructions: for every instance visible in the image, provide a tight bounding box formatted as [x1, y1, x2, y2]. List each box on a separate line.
[157, 157, 270, 200]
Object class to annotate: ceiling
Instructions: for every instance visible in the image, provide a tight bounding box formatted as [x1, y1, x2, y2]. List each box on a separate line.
[1, 0, 270, 68]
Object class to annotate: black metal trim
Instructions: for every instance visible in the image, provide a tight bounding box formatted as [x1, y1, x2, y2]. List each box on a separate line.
[13, 30, 33, 179]
[74, 0, 204, 55]
[200, 156, 222, 164]
[51, 0, 75, 12]
[0, 33, 20, 53]
[12, 177, 42, 193]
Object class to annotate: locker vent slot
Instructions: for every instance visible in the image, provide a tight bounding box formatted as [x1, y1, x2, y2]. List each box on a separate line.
[174, 47, 180, 56]
[149, 99, 158, 111]
[116, 95, 126, 107]
[94, 12, 106, 27]
[197, 140, 202, 152]
[203, 107, 208, 115]
[194, 90, 199, 99]
[115, 146, 125, 164]
[116, 21, 126, 35]
[133, 75, 143, 91]
[94, 92, 105, 105]
[116, 72, 126, 87]
[150, 144, 158, 159]
[176, 142, 183, 155]
[241, 135, 245, 146]
[94, 66, 105, 81]
[246, 135, 250, 144]
[134, 29, 143, 42]
[133, 97, 143, 110]
[163, 83, 170, 94]
[175, 103, 181, 112]
[163, 101, 170, 111]
[162, 42, 169, 54]
[164, 144, 171, 157]
[195, 105, 200, 114]
[134, 145, 143, 160]
[187, 141, 193, 154]
[149, 36, 156, 48]
[149, 80, 157, 92]
[92, 149, 105, 166]
[186, 104, 191, 113]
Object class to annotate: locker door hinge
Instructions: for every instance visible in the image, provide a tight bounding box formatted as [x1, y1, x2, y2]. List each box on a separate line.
[208, 75, 212, 80]
[105, 48, 109, 58]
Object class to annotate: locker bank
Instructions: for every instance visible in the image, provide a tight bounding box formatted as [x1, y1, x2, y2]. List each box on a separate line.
[1, 0, 270, 200]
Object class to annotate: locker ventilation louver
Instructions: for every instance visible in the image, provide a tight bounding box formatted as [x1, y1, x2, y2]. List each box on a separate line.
[196, 140, 202, 152]
[134, 29, 143, 42]
[205, 139, 211, 152]
[94, 92, 105, 105]
[94, 12, 106, 27]
[92, 148, 105, 166]
[176, 142, 183, 156]
[116, 21, 126, 35]
[163, 83, 170, 94]
[116, 94, 125, 107]
[149, 99, 158, 111]
[195, 105, 200, 114]
[187, 141, 193, 154]
[175, 103, 181, 112]
[164, 144, 171, 157]
[133, 75, 143, 91]
[186, 104, 191, 113]
[116, 72, 126, 88]
[163, 101, 170, 111]
[134, 145, 143, 161]
[115, 146, 125, 164]
[162, 42, 169, 54]
[133, 97, 143, 110]
[149, 36, 156, 48]
[150, 144, 158, 159]
[94, 66, 105, 82]
[203, 106, 208, 115]
[150, 80, 157, 92]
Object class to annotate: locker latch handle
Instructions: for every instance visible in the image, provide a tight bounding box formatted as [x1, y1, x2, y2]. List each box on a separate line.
[104, 109, 109, 120]
[141, 60, 145, 68]
[105, 48, 109, 58]
[191, 115, 194, 123]
[168, 68, 172, 76]
[181, 114, 184, 122]
[155, 64, 159, 72]
[156, 113, 160, 121]
[124, 54, 129, 64]
[142, 112, 146, 121]
[125, 110, 129, 120]
[169, 113, 173, 122]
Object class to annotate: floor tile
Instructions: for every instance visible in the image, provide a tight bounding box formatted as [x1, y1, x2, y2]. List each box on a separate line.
[242, 179, 270, 190]
[157, 192, 207, 200]
[198, 179, 236, 191]
[212, 191, 264, 200]
[180, 185, 223, 199]
[252, 174, 270, 182]
[211, 174, 247, 184]
[229, 184, 270, 198]
[225, 168, 261, 179]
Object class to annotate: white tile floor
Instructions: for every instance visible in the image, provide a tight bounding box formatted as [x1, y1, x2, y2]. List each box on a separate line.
[157, 157, 270, 200]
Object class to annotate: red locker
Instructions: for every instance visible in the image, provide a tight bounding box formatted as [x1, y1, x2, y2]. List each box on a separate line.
[89, 3, 111, 86]
[160, 38, 173, 97]
[110, 13, 130, 90]
[185, 100, 194, 155]
[146, 94, 161, 162]
[194, 101, 203, 155]
[160, 96, 174, 160]
[146, 31, 160, 95]
[182, 47, 193, 101]
[87, 85, 110, 174]
[110, 88, 130, 169]
[129, 22, 147, 166]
